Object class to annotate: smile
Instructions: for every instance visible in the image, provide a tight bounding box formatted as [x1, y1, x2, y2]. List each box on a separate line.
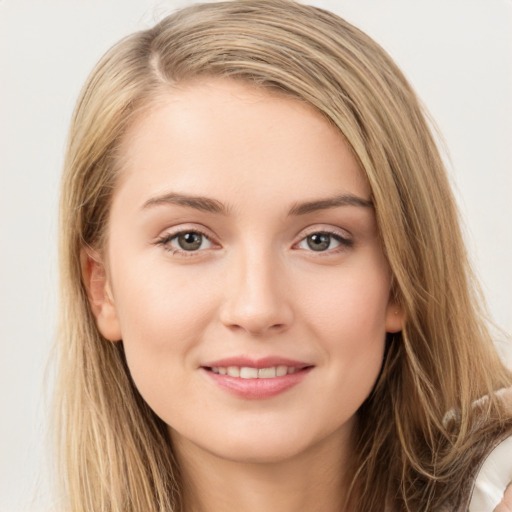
[201, 358, 314, 399]
[208, 366, 299, 378]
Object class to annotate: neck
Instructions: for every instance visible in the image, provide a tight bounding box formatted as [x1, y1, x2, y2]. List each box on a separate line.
[172, 429, 354, 512]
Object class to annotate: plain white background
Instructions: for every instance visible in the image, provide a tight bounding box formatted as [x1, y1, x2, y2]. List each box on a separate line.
[1, 1, 511, 510]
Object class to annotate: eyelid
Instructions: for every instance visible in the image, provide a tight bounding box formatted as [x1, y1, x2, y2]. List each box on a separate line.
[292, 225, 353, 252]
[153, 223, 353, 256]
[154, 224, 220, 255]
[296, 224, 352, 242]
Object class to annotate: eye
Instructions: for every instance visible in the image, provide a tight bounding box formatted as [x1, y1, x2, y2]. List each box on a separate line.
[174, 232, 209, 251]
[296, 231, 352, 252]
[156, 230, 213, 253]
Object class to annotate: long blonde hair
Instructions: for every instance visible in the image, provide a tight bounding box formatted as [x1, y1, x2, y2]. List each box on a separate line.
[55, 1, 512, 510]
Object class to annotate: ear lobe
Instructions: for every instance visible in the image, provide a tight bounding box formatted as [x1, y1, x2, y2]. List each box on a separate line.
[81, 248, 122, 342]
[385, 299, 404, 333]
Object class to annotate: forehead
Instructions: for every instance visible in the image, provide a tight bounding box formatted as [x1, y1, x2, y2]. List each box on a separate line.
[114, 79, 370, 209]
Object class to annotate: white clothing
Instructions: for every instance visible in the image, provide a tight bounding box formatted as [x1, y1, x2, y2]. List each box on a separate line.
[469, 434, 512, 511]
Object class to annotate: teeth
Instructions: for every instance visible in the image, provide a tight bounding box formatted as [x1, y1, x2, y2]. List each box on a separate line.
[227, 366, 240, 377]
[240, 367, 258, 379]
[210, 365, 302, 379]
[258, 367, 276, 378]
[276, 365, 287, 376]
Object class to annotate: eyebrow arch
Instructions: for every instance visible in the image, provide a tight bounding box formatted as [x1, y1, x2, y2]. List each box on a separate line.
[288, 194, 373, 216]
[142, 192, 228, 214]
[141, 192, 372, 216]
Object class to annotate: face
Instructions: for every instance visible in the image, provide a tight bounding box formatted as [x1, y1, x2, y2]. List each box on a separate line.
[86, 79, 402, 464]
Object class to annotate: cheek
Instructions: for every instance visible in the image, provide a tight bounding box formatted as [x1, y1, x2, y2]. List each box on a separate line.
[112, 252, 217, 336]
[296, 259, 390, 393]
[299, 260, 391, 344]
[108, 256, 219, 390]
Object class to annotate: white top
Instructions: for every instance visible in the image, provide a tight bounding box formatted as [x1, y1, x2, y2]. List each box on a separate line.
[469, 434, 512, 511]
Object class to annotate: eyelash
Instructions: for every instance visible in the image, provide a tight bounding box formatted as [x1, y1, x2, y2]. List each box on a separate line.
[154, 228, 353, 256]
[296, 229, 353, 254]
[155, 228, 214, 257]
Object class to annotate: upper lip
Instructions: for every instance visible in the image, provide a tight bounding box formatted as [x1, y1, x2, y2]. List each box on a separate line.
[201, 356, 312, 370]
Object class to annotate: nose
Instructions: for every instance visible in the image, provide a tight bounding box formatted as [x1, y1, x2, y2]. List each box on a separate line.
[219, 247, 294, 336]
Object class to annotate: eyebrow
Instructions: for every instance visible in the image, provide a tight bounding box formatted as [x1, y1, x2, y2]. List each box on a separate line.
[287, 194, 373, 215]
[142, 192, 228, 214]
[141, 192, 373, 215]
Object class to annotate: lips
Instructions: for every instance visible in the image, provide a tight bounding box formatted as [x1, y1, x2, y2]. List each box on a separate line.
[201, 357, 313, 399]
[210, 365, 299, 378]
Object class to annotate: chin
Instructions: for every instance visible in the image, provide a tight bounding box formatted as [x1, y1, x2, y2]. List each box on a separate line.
[178, 419, 333, 466]
[209, 436, 312, 465]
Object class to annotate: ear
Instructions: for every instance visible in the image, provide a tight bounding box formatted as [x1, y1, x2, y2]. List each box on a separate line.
[385, 297, 404, 333]
[81, 248, 122, 342]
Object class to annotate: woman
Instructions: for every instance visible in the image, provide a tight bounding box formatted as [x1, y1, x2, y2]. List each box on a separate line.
[54, 1, 512, 510]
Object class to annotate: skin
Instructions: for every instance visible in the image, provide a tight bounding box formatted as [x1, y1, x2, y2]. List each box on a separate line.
[495, 484, 512, 512]
[85, 79, 403, 512]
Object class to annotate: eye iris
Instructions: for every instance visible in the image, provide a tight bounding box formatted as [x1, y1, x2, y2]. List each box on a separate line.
[178, 232, 203, 251]
[307, 233, 330, 251]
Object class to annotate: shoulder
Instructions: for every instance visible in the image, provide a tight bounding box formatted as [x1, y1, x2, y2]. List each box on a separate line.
[469, 434, 512, 511]
[469, 387, 512, 512]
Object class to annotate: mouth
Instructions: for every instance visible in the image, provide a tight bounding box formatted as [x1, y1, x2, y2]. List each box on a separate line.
[201, 358, 314, 399]
[204, 365, 310, 379]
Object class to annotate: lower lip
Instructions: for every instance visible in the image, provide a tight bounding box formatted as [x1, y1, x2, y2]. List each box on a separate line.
[203, 367, 313, 399]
